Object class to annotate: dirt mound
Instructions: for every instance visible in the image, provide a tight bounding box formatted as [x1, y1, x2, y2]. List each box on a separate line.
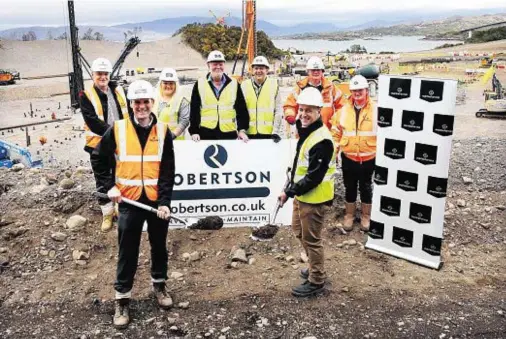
[187, 216, 224, 230]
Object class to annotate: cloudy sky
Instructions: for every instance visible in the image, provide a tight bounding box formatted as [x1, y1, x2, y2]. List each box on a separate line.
[2, 0, 506, 29]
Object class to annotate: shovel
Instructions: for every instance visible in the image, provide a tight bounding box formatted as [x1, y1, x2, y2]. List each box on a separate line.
[92, 192, 223, 230]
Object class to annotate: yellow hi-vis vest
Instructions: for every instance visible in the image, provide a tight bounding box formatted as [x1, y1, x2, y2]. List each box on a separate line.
[294, 126, 337, 204]
[113, 118, 168, 202]
[83, 86, 128, 148]
[241, 78, 278, 135]
[155, 93, 185, 140]
[197, 78, 237, 132]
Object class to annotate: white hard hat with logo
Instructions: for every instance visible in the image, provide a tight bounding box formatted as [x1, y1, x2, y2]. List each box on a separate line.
[252, 56, 270, 68]
[159, 68, 179, 82]
[306, 56, 325, 70]
[127, 80, 155, 100]
[207, 50, 226, 63]
[91, 57, 113, 73]
[296, 87, 324, 107]
[349, 75, 369, 90]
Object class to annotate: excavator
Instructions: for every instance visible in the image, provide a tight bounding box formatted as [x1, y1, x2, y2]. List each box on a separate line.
[476, 73, 506, 118]
[0, 139, 43, 169]
[231, 0, 256, 83]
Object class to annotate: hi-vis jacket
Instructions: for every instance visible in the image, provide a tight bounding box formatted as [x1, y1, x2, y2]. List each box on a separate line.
[82, 85, 128, 149]
[113, 118, 168, 201]
[154, 90, 186, 140]
[283, 77, 345, 129]
[330, 98, 377, 163]
[241, 78, 280, 135]
[197, 77, 238, 133]
[294, 126, 336, 204]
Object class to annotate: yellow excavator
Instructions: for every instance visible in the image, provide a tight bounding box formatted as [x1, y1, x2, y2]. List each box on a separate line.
[476, 72, 506, 117]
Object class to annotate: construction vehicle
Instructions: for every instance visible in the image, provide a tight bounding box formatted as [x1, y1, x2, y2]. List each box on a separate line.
[479, 55, 495, 68]
[231, 0, 256, 82]
[66, 0, 140, 110]
[0, 70, 15, 85]
[476, 73, 506, 118]
[209, 10, 231, 26]
[0, 139, 43, 169]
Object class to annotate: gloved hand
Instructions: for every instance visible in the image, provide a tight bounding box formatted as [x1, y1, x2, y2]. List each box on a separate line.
[271, 134, 281, 143]
[285, 115, 296, 125]
[191, 134, 200, 142]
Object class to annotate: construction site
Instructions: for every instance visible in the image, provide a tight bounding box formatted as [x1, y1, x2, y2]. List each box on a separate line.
[0, 0, 506, 338]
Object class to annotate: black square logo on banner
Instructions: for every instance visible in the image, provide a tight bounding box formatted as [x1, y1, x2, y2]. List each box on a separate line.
[427, 176, 448, 198]
[401, 110, 424, 132]
[422, 235, 442, 256]
[380, 196, 401, 217]
[384, 139, 406, 160]
[396, 170, 418, 192]
[389, 78, 411, 99]
[377, 107, 393, 128]
[433, 114, 454, 137]
[409, 202, 432, 224]
[368, 220, 384, 239]
[420, 80, 444, 103]
[414, 143, 438, 165]
[392, 227, 414, 248]
[374, 166, 388, 186]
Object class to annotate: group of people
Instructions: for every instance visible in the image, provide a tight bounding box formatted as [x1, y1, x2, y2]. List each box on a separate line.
[80, 50, 377, 328]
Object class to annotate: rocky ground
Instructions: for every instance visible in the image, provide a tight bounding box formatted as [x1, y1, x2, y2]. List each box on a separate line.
[0, 137, 505, 339]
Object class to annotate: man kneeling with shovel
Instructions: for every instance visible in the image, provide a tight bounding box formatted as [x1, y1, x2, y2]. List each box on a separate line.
[92, 80, 175, 328]
[278, 87, 336, 297]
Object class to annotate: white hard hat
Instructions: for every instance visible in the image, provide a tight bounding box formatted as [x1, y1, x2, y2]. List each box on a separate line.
[349, 75, 369, 90]
[306, 56, 325, 70]
[127, 80, 155, 100]
[297, 87, 324, 107]
[91, 57, 113, 73]
[252, 56, 270, 68]
[207, 50, 226, 63]
[159, 68, 178, 82]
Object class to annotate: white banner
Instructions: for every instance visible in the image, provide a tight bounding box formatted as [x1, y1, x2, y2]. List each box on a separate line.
[365, 75, 457, 269]
[169, 139, 296, 227]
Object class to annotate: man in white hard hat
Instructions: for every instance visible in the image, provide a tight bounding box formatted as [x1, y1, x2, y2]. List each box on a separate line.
[81, 57, 129, 232]
[189, 50, 249, 141]
[278, 87, 336, 297]
[331, 75, 376, 232]
[241, 55, 283, 142]
[283, 56, 345, 130]
[154, 68, 190, 140]
[92, 80, 176, 329]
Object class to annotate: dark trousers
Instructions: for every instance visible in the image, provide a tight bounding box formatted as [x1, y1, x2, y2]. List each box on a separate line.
[114, 203, 169, 294]
[247, 133, 271, 140]
[199, 127, 238, 140]
[89, 152, 110, 205]
[341, 153, 375, 204]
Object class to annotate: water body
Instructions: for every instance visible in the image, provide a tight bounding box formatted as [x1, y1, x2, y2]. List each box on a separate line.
[272, 36, 463, 54]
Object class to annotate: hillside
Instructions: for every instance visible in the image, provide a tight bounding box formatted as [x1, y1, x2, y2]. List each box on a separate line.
[283, 13, 506, 40]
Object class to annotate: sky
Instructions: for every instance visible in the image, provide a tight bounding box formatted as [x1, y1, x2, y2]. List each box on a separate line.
[1, 0, 506, 30]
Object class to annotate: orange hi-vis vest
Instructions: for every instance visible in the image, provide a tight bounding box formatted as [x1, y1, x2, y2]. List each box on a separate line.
[330, 98, 377, 163]
[84, 86, 128, 149]
[113, 118, 168, 201]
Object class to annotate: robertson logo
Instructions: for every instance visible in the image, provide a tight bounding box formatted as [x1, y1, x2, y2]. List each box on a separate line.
[392, 227, 414, 248]
[427, 176, 448, 198]
[368, 220, 384, 239]
[422, 234, 442, 256]
[402, 110, 424, 132]
[374, 166, 388, 185]
[396, 170, 418, 192]
[380, 196, 401, 217]
[204, 144, 228, 168]
[414, 143, 438, 165]
[433, 114, 455, 136]
[389, 78, 411, 99]
[384, 139, 406, 160]
[420, 80, 444, 103]
[377, 107, 393, 128]
[409, 202, 432, 224]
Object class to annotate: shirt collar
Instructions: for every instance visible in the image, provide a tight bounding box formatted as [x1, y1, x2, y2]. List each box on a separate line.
[207, 74, 226, 84]
[133, 113, 154, 128]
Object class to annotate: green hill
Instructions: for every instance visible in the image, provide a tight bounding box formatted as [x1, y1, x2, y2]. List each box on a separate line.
[175, 23, 284, 62]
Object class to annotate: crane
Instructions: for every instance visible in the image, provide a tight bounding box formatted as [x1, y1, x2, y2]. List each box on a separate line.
[231, 0, 256, 81]
[209, 10, 231, 26]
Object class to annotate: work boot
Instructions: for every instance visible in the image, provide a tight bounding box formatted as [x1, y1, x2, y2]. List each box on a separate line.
[113, 298, 130, 329]
[153, 282, 173, 309]
[100, 202, 114, 233]
[300, 268, 309, 280]
[292, 280, 325, 297]
[360, 203, 372, 231]
[343, 202, 356, 231]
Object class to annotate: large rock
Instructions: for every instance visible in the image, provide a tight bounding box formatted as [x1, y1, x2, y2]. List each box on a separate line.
[59, 178, 75, 189]
[11, 164, 25, 172]
[72, 250, 89, 261]
[45, 173, 58, 184]
[231, 248, 248, 263]
[51, 232, 67, 242]
[65, 215, 87, 231]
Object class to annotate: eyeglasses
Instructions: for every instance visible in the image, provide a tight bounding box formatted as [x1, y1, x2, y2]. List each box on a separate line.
[133, 100, 151, 105]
